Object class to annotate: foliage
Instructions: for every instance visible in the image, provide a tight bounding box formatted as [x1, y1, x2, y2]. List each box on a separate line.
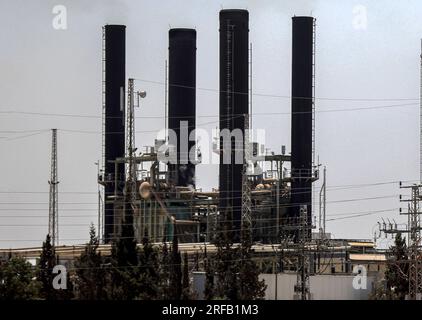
[169, 235, 182, 300]
[0, 257, 40, 300]
[238, 223, 266, 300]
[203, 246, 214, 300]
[106, 208, 139, 300]
[212, 213, 266, 300]
[38, 234, 58, 299]
[158, 240, 171, 299]
[384, 233, 409, 300]
[74, 224, 107, 299]
[181, 252, 191, 300]
[137, 234, 161, 299]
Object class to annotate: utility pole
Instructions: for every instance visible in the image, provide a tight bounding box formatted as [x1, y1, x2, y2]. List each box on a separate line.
[48, 129, 59, 247]
[95, 161, 102, 242]
[319, 166, 326, 239]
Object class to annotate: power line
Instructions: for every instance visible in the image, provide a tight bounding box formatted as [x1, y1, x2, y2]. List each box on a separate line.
[134, 78, 419, 102]
[0, 207, 400, 219]
[0, 101, 418, 121]
[0, 194, 402, 206]
[0, 179, 415, 195]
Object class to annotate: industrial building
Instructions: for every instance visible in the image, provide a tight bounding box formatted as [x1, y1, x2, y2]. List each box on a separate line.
[1, 8, 404, 300]
[96, 11, 320, 249]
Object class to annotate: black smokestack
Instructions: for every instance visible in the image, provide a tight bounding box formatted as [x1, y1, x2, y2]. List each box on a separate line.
[168, 28, 197, 187]
[219, 9, 249, 242]
[103, 25, 126, 242]
[290, 17, 315, 234]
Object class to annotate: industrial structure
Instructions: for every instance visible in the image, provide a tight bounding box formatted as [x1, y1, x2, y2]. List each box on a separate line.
[218, 9, 250, 242]
[48, 129, 59, 247]
[289, 16, 317, 239]
[100, 25, 126, 243]
[0, 5, 421, 302]
[376, 183, 422, 300]
[93, 12, 322, 291]
[86, 11, 325, 300]
[168, 28, 197, 188]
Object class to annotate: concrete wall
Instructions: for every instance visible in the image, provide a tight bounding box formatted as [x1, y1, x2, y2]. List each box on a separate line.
[193, 272, 376, 300]
[261, 273, 376, 300]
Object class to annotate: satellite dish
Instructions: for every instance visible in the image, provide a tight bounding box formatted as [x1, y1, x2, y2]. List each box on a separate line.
[139, 181, 151, 199]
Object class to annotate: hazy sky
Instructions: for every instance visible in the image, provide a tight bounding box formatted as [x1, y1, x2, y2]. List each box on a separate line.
[1, 0, 421, 248]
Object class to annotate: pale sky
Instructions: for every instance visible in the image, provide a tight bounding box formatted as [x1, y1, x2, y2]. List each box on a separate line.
[0, 0, 421, 248]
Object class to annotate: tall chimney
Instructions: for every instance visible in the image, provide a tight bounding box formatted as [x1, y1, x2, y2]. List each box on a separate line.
[290, 17, 315, 235]
[103, 25, 126, 242]
[168, 28, 197, 187]
[219, 9, 249, 242]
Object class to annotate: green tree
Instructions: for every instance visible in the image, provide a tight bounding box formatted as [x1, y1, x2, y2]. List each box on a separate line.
[38, 234, 57, 300]
[74, 224, 106, 299]
[137, 233, 160, 299]
[169, 235, 182, 299]
[213, 211, 239, 300]
[181, 252, 191, 300]
[385, 233, 409, 300]
[238, 222, 266, 300]
[159, 240, 171, 299]
[213, 213, 266, 300]
[203, 246, 214, 300]
[107, 212, 139, 300]
[0, 257, 40, 300]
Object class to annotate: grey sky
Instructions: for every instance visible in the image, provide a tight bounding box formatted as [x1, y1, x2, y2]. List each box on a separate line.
[0, 0, 420, 248]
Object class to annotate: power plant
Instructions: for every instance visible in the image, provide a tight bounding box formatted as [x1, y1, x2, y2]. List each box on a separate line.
[96, 10, 319, 249]
[4, 5, 422, 302]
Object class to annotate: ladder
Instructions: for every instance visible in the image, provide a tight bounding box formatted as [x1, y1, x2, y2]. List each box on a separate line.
[311, 19, 317, 224]
[101, 26, 106, 175]
[311, 19, 316, 168]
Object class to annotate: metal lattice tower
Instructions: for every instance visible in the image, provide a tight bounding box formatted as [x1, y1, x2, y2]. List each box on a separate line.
[242, 114, 252, 229]
[48, 129, 59, 246]
[377, 183, 422, 300]
[403, 185, 422, 299]
[420, 39, 422, 183]
[125, 78, 137, 209]
[295, 205, 311, 300]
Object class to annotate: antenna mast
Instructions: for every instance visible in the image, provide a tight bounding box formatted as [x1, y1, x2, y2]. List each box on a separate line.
[48, 129, 59, 246]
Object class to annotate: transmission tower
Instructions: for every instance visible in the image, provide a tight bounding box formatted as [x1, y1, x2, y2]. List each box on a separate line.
[377, 183, 422, 300]
[241, 113, 252, 230]
[294, 205, 311, 300]
[124, 79, 146, 231]
[400, 183, 422, 300]
[48, 128, 59, 246]
[124, 78, 138, 226]
[420, 39, 422, 183]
